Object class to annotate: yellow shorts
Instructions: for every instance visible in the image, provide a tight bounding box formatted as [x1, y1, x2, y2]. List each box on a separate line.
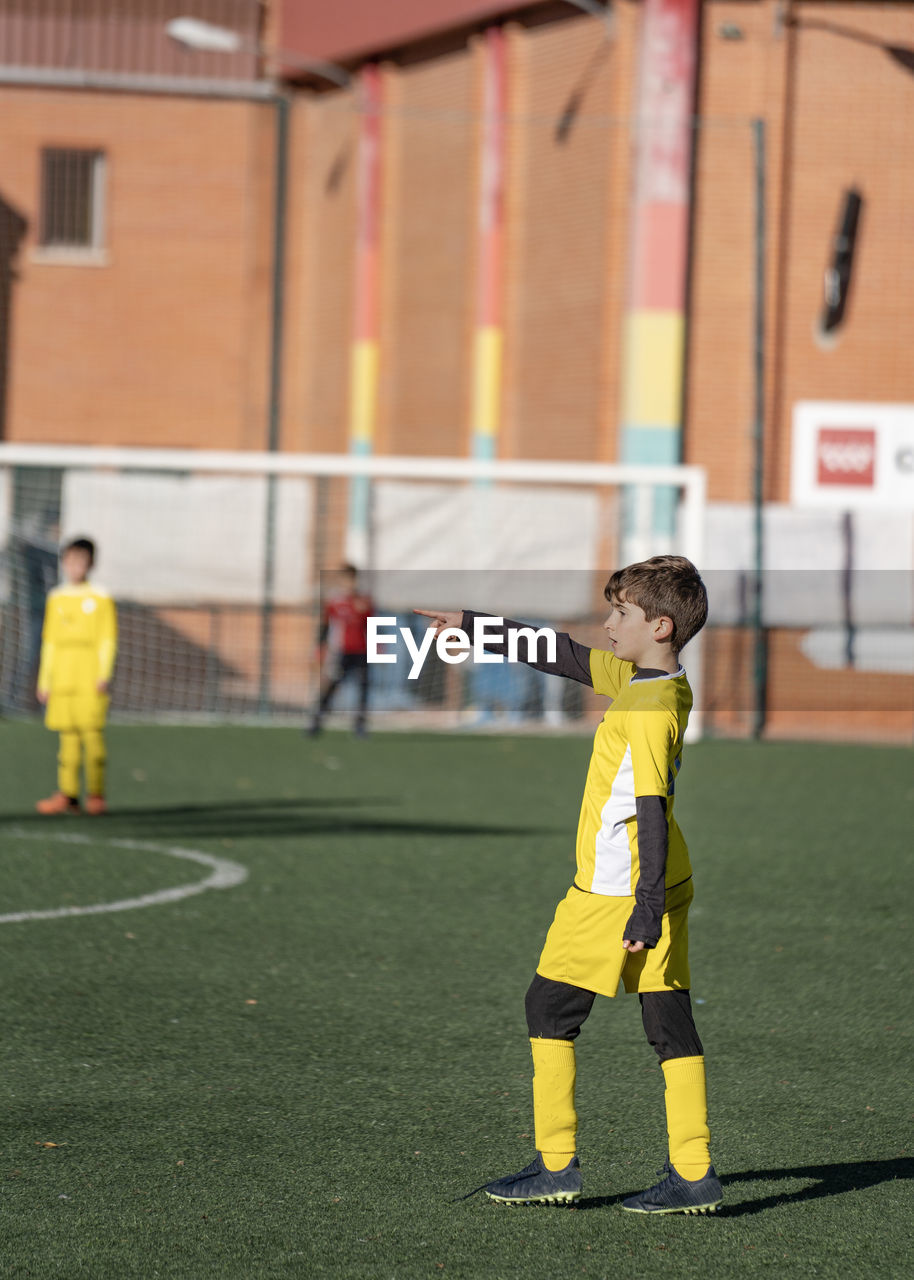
[536, 877, 694, 998]
[46, 692, 109, 732]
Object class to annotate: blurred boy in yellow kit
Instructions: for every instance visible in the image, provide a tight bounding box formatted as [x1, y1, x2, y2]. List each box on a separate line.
[35, 537, 117, 816]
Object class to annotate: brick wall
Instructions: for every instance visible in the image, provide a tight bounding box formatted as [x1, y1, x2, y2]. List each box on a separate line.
[692, 1, 914, 741]
[380, 43, 477, 456]
[687, 1, 768, 501]
[285, 8, 636, 462]
[768, 1, 914, 500]
[501, 13, 620, 462]
[3, 2, 913, 741]
[4, 5, 914, 482]
[688, 0, 914, 504]
[283, 90, 359, 454]
[0, 86, 274, 449]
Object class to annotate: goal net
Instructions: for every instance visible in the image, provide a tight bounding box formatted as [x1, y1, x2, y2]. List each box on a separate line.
[0, 444, 706, 735]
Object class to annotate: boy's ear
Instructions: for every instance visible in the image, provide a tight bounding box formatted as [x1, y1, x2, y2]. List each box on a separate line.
[652, 615, 674, 642]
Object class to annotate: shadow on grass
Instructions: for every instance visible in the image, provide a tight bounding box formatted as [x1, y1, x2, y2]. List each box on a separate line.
[0, 796, 554, 842]
[578, 1156, 914, 1215]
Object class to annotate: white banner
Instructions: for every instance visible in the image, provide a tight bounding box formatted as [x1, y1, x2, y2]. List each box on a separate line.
[792, 401, 914, 509]
[372, 481, 602, 616]
[60, 472, 312, 605]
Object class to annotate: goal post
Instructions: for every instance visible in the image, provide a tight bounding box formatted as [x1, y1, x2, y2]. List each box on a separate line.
[0, 444, 706, 736]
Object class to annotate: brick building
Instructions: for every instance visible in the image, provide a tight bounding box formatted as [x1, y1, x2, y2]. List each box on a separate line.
[2, 1, 913, 473]
[0, 0, 276, 450]
[1, 0, 912, 737]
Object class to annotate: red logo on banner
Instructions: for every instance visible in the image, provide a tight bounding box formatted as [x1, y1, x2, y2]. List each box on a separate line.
[816, 427, 876, 487]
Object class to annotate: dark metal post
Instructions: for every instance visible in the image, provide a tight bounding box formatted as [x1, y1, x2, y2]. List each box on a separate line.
[258, 92, 289, 716]
[841, 510, 856, 667]
[751, 118, 768, 738]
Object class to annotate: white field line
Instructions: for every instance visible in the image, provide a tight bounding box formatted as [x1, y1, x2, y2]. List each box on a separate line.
[0, 829, 248, 924]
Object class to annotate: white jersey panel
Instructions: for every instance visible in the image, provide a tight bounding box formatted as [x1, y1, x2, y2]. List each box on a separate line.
[591, 743, 637, 896]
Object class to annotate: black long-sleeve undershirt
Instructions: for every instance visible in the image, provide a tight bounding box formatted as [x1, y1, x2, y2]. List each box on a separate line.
[625, 795, 668, 947]
[460, 609, 594, 684]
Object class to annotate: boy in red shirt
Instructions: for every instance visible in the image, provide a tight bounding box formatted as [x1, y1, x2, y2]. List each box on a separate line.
[309, 564, 373, 737]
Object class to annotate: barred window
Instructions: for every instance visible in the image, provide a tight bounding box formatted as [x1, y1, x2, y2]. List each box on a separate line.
[39, 148, 106, 250]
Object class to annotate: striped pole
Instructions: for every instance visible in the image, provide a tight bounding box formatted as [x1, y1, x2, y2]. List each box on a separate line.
[347, 63, 383, 565]
[620, 0, 699, 559]
[470, 26, 507, 464]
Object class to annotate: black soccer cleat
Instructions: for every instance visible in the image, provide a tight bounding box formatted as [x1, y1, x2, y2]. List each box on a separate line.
[484, 1153, 582, 1205]
[621, 1161, 722, 1215]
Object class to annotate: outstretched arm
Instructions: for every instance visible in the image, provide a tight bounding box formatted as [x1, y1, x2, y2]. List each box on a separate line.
[413, 608, 463, 636]
[413, 608, 594, 686]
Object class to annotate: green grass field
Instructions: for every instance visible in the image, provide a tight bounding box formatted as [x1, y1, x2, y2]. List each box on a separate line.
[0, 723, 911, 1279]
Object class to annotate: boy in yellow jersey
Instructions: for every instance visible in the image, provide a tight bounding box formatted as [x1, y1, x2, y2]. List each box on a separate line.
[35, 538, 117, 817]
[416, 556, 721, 1214]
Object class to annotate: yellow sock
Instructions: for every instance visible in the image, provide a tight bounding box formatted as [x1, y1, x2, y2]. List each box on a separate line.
[57, 731, 81, 798]
[530, 1037, 577, 1170]
[83, 729, 106, 797]
[662, 1055, 711, 1181]
[542, 1151, 575, 1172]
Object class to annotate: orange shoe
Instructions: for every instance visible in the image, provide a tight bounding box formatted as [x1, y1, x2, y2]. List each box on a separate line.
[85, 795, 108, 816]
[36, 792, 81, 816]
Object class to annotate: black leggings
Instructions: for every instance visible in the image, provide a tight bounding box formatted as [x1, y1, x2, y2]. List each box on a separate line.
[524, 973, 703, 1063]
[318, 653, 369, 723]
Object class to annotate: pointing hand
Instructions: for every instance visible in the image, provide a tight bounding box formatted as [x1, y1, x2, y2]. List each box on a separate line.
[413, 608, 463, 639]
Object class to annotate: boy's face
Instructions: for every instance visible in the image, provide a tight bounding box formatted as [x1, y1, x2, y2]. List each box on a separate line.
[603, 593, 673, 667]
[61, 548, 92, 584]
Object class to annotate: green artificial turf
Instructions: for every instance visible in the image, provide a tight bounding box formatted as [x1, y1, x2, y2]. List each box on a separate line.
[0, 723, 911, 1278]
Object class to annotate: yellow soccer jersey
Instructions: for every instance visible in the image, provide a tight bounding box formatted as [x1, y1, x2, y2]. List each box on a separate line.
[575, 648, 692, 896]
[37, 582, 117, 700]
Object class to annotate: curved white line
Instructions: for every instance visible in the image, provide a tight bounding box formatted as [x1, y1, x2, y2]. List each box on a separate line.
[0, 829, 248, 924]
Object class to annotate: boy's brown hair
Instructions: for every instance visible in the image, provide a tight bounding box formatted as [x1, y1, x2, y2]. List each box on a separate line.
[62, 536, 96, 566]
[604, 555, 708, 653]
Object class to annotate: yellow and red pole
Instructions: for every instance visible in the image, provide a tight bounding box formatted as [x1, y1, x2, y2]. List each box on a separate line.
[470, 27, 507, 463]
[347, 63, 383, 562]
[620, 0, 699, 554]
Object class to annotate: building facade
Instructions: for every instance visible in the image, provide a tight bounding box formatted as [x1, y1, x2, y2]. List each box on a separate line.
[1, 0, 912, 737]
[3, 2, 914, 478]
[0, 0, 275, 449]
